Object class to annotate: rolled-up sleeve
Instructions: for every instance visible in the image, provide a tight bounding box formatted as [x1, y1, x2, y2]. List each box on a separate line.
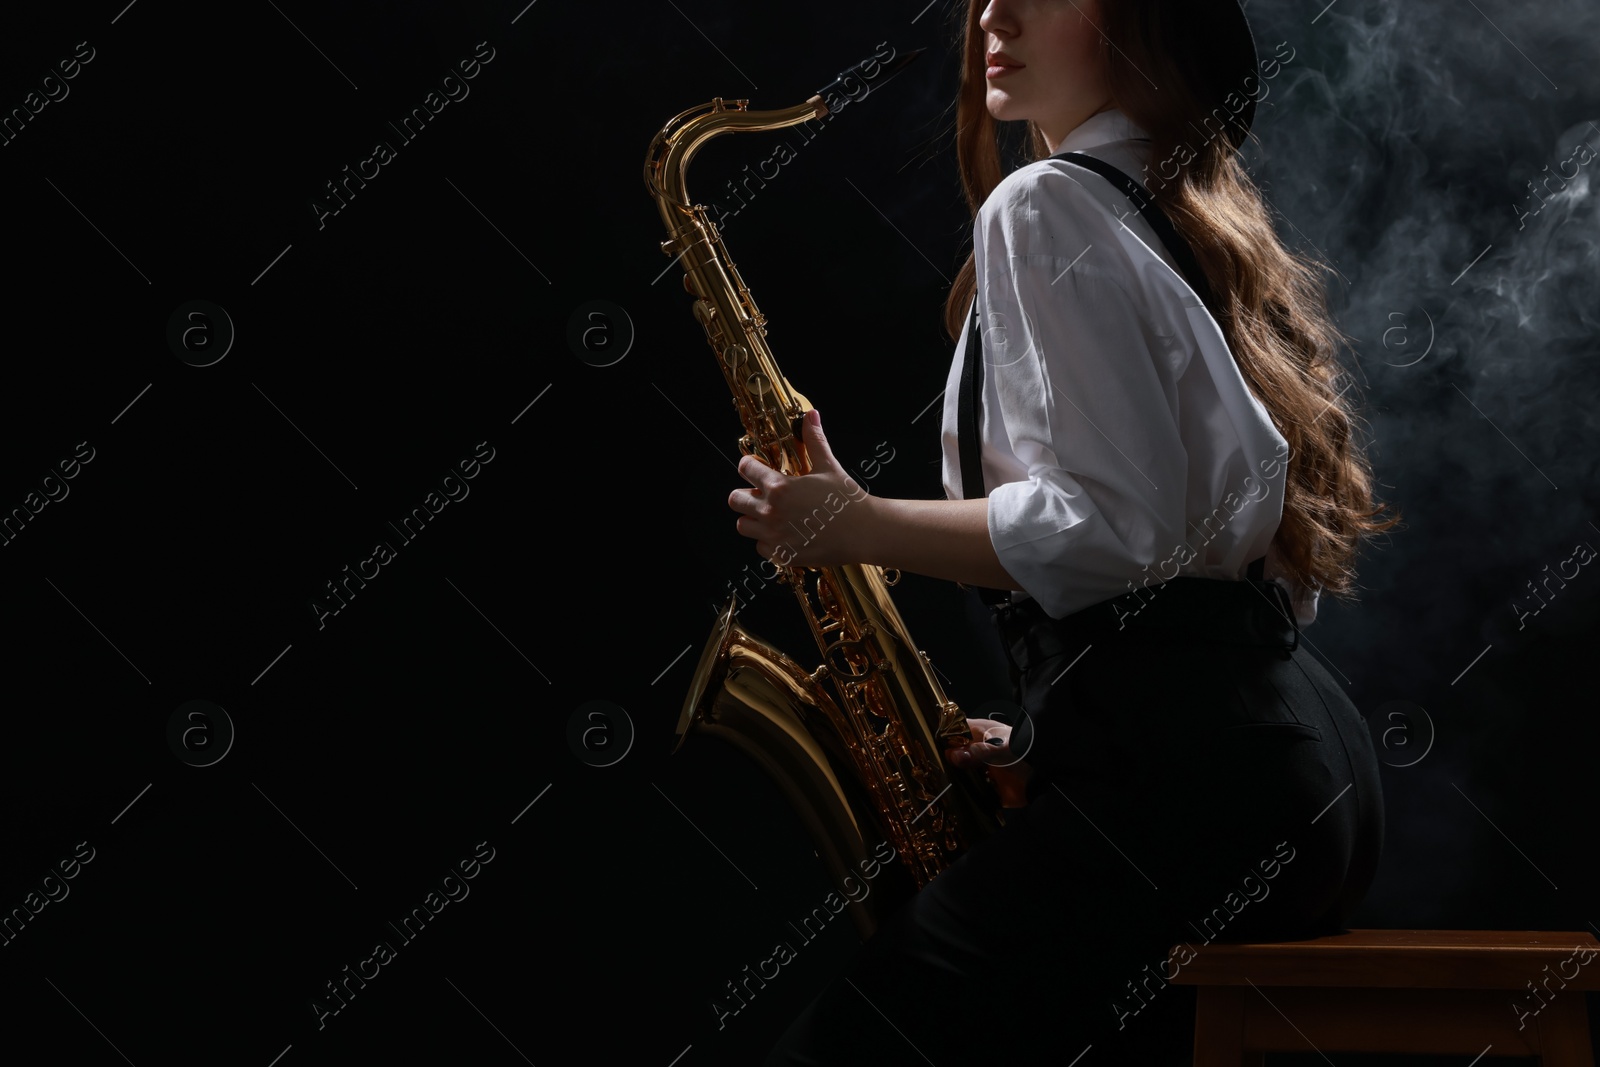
[976, 172, 1191, 618]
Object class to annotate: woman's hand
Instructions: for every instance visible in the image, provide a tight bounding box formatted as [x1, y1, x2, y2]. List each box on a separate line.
[947, 718, 1034, 809]
[729, 409, 876, 569]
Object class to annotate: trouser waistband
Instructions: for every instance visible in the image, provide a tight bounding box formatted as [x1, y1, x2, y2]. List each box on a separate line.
[992, 577, 1300, 675]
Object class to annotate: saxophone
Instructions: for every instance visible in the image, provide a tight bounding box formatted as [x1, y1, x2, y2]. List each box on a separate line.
[644, 45, 1000, 940]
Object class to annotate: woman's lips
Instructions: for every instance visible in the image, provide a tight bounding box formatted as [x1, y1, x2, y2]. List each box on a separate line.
[986, 64, 1023, 78]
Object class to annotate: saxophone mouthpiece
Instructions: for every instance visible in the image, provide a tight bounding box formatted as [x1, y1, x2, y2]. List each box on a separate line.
[811, 45, 925, 115]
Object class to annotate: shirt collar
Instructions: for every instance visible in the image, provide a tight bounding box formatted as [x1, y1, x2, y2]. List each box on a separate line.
[1055, 107, 1150, 153]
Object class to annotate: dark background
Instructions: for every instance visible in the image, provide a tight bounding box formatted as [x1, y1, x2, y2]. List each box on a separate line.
[1, 0, 1597, 1064]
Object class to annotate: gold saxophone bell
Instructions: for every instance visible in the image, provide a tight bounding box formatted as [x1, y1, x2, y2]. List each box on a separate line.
[647, 47, 1001, 941]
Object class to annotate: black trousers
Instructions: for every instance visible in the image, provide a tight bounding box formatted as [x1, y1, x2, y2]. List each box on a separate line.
[763, 577, 1385, 1065]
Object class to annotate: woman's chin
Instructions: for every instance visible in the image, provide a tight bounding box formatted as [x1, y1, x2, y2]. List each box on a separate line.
[985, 93, 1026, 121]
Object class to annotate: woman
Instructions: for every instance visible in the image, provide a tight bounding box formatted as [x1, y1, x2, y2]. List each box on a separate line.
[732, 0, 1398, 1061]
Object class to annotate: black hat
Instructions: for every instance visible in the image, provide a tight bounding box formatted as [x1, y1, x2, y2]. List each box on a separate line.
[1169, 0, 1261, 149]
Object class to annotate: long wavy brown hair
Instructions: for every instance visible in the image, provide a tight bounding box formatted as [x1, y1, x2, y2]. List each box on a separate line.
[942, 0, 1400, 601]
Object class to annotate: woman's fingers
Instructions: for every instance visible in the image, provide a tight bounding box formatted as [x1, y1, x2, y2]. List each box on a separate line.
[959, 741, 1005, 765]
[949, 720, 1011, 767]
[737, 453, 782, 492]
[946, 718, 1033, 807]
[727, 489, 760, 526]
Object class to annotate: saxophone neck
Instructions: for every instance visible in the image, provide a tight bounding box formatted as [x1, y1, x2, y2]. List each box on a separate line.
[644, 96, 828, 209]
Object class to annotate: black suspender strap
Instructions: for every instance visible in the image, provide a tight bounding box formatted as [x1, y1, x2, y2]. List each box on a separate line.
[1051, 149, 1223, 324]
[1061, 151, 1268, 588]
[957, 297, 984, 507]
[956, 149, 1263, 610]
[957, 296, 1008, 606]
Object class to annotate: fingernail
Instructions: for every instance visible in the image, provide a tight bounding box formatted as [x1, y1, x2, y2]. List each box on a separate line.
[984, 737, 1005, 746]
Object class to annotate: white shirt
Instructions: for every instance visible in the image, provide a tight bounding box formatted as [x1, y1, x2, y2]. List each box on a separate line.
[940, 107, 1320, 627]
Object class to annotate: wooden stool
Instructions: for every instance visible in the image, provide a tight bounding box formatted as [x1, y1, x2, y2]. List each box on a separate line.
[1168, 929, 1600, 1065]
